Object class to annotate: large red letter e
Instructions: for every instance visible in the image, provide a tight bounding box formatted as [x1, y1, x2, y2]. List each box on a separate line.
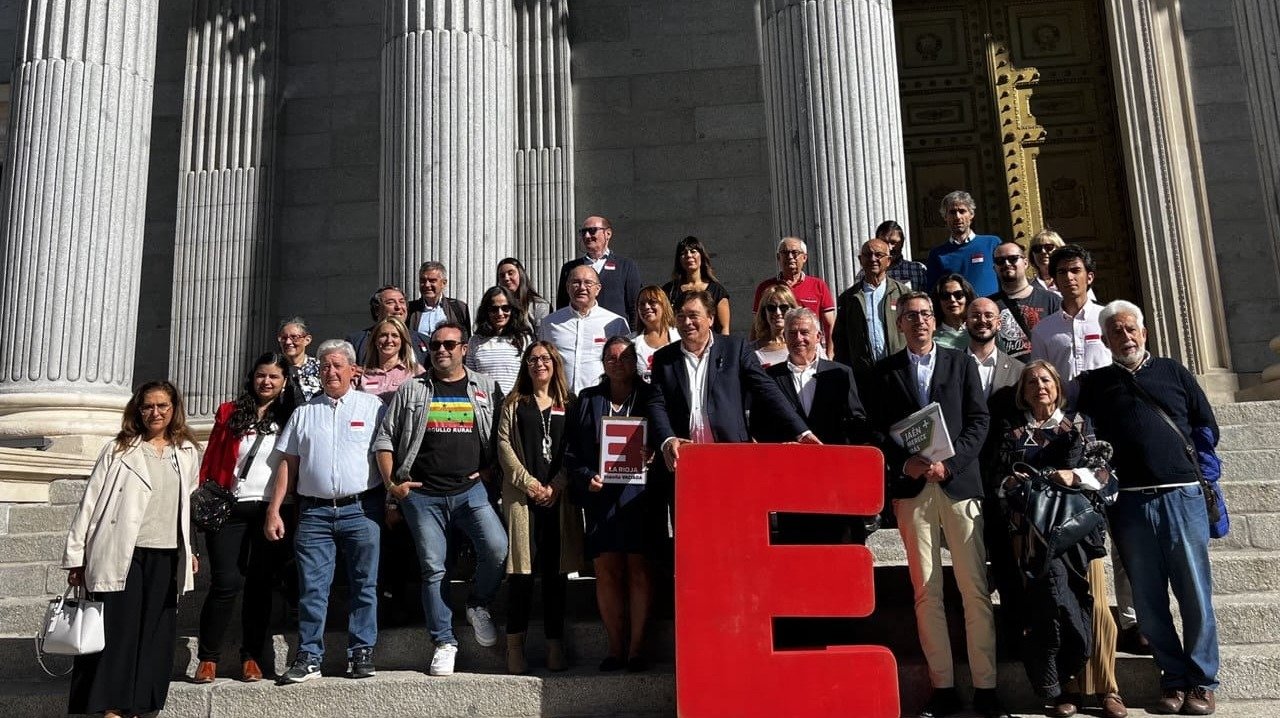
[676, 444, 898, 717]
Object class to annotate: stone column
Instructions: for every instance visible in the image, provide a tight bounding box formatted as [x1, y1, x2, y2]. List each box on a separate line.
[759, 0, 910, 290]
[1233, 0, 1280, 399]
[381, 0, 516, 304]
[514, 0, 575, 301]
[0, 0, 162, 445]
[169, 0, 279, 419]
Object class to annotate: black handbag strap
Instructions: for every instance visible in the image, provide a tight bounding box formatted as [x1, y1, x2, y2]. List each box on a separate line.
[998, 294, 1033, 341]
[237, 432, 269, 483]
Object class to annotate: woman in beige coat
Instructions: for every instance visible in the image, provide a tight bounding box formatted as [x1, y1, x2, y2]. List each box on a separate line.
[63, 381, 201, 718]
[496, 340, 584, 674]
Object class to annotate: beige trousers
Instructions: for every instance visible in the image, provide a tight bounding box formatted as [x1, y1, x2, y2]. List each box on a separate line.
[894, 482, 998, 689]
[1071, 557, 1120, 695]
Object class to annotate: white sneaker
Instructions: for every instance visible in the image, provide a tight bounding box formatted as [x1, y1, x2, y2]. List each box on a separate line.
[466, 606, 498, 647]
[429, 643, 458, 676]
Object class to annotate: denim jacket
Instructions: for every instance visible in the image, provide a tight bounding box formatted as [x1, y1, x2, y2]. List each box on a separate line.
[373, 368, 502, 484]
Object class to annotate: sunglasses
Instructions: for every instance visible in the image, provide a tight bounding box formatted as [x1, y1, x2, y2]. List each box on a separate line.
[763, 304, 794, 314]
[488, 305, 513, 314]
[579, 226, 606, 236]
[939, 291, 967, 301]
[429, 340, 463, 352]
[1031, 244, 1056, 254]
[993, 255, 1024, 265]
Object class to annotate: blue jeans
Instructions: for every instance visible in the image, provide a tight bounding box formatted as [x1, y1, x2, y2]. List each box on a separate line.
[294, 492, 383, 659]
[1110, 484, 1220, 690]
[399, 481, 508, 645]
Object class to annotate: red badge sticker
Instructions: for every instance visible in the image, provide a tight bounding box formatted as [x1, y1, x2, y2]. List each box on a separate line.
[475, 391, 488, 401]
[604, 261, 617, 270]
[970, 253, 985, 264]
[1085, 333, 1102, 342]
[350, 421, 365, 428]
[594, 336, 606, 343]
[550, 407, 565, 417]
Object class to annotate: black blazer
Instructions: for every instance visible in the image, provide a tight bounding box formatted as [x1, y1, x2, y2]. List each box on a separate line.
[648, 335, 807, 446]
[555, 253, 642, 325]
[872, 346, 990, 500]
[751, 359, 873, 446]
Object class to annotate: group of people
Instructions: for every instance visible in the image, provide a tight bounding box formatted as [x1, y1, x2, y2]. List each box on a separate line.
[59, 190, 1222, 718]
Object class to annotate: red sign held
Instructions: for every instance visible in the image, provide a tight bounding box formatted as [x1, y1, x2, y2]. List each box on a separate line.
[675, 444, 899, 718]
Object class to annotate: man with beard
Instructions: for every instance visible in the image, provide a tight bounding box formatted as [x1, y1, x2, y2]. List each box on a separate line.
[987, 241, 1060, 360]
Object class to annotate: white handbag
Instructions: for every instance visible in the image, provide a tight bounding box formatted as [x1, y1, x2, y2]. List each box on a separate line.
[35, 586, 105, 674]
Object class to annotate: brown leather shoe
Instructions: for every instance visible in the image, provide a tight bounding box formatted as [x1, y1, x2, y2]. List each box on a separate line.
[1049, 697, 1077, 717]
[1099, 692, 1128, 718]
[194, 660, 217, 683]
[1182, 687, 1215, 715]
[241, 658, 263, 682]
[1150, 688, 1185, 714]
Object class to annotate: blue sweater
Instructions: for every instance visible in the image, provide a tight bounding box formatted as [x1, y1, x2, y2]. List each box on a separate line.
[925, 234, 1001, 297]
[1076, 357, 1219, 489]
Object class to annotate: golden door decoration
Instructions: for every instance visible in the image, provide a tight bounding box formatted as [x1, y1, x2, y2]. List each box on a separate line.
[894, 0, 1140, 304]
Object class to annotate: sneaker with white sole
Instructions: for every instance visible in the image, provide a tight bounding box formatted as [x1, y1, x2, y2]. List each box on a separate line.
[429, 643, 458, 676]
[281, 653, 321, 684]
[466, 605, 497, 647]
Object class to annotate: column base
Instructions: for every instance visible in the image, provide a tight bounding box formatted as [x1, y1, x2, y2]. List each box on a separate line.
[0, 392, 128, 456]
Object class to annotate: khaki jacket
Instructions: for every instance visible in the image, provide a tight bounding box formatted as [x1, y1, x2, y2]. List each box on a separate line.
[63, 438, 200, 595]
[496, 399, 584, 575]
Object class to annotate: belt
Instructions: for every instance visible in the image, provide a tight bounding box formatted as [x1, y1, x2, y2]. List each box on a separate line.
[1121, 483, 1196, 496]
[300, 488, 378, 508]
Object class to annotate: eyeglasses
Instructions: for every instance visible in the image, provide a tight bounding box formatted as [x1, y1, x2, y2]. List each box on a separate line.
[526, 355, 553, 366]
[763, 304, 794, 314]
[429, 340, 463, 352]
[969, 312, 999, 321]
[902, 310, 935, 322]
[939, 291, 967, 301]
[569, 279, 598, 288]
[860, 251, 890, 260]
[1031, 244, 1056, 254]
[778, 249, 805, 258]
[278, 334, 308, 343]
[488, 305, 512, 314]
[993, 255, 1024, 265]
[140, 403, 172, 414]
[579, 226, 607, 236]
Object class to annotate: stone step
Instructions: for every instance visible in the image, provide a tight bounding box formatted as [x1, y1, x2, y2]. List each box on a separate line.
[1213, 400, 1280, 427]
[1209, 550, 1280, 595]
[5, 651, 1277, 717]
[1221, 449, 1280, 483]
[1220, 481, 1280, 514]
[0, 533, 65, 564]
[1218, 422, 1280, 451]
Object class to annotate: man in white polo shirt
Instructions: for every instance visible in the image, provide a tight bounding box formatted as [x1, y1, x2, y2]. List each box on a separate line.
[266, 339, 385, 684]
[539, 264, 630, 394]
[1030, 244, 1110, 386]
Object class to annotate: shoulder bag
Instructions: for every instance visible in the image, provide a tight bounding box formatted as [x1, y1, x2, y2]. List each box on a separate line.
[192, 431, 267, 532]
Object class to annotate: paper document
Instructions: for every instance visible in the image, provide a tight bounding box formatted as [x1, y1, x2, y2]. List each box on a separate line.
[889, 402, 955, 462]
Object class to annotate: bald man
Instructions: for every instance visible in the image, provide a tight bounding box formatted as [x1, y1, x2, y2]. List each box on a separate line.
[832, 238, 909, 379]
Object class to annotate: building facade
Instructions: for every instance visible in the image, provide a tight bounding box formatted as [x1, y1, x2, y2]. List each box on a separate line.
[0, 0, 1278, 446]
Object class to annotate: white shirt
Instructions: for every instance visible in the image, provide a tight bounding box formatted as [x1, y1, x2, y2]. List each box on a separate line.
[415, 301, 447, 336]
[234, 428, 282, 502]
[907, 343, 937, 407]
[967, 346, 998, 398]
[585, 250, 611, 274]
[539, 303, 630, 394]
[680, 334, 715, 443]
[1029, 301, 1110, 384]
[631, 327, 680, 382]
[276, 390, 384, 499]
[787, 359, 819, 415]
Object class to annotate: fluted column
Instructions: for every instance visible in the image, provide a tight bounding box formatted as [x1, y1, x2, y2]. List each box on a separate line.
[759, 0, 909, 290]
[514, 0, 575, 300]
[169, 0, 279, 418]
[1233, 0, 1280, 399]
[381, 0, 516, 303]
[0, 0, 162, 443]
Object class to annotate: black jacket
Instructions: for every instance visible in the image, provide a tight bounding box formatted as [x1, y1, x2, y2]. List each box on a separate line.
[407, 296, 471, 340]
[751, 359, 874, 445]
[555, 253, 642, 325]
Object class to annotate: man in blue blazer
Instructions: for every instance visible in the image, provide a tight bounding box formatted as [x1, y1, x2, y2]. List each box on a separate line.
[554, 215, 642, 324]
[871, 291, 1006, 718]
[648, 291, 816, 474]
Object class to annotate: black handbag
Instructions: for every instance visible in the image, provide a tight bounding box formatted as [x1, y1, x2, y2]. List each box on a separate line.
[192, 432, 266, 532]
[1006, 461, 1107, 578]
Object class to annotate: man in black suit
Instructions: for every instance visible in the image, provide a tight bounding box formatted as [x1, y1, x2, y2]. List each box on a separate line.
[649, 291, 817, 474]
[872, 291, 1007, 718]
[345, 284, 430, 365]
[554, 215, 642, 324]
[753, 307, 873, 544]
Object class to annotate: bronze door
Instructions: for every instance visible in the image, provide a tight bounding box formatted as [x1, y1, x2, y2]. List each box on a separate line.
[894, 0, 1139, 303]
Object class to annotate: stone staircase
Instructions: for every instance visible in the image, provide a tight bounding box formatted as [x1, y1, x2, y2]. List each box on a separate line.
[0, 400, 1278, 717]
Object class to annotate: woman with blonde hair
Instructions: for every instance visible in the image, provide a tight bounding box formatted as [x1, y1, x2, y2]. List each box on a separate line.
[496, 341, 584, 673]
[1029, 229, 1066, 294]
[631, 285, 679, 381]
[750, 284, 808, 368]
[64, 381, 202, 717]
[358, 316, 423, 402]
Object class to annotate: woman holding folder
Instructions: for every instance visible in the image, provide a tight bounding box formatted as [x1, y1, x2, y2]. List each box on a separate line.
[564, 336, 662, 672]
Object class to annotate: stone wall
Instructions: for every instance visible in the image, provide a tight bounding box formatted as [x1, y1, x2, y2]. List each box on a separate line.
[569, 1, 777, 331]
[1180, 0, 1280, 375]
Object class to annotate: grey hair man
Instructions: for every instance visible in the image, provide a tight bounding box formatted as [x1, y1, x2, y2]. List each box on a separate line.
[753, 236, 837, 357]
[1076, 300, 1221, 715]
[267, 339, 386, 683]
[925, 190, 1001, 297]
[408, 261, 470, 339]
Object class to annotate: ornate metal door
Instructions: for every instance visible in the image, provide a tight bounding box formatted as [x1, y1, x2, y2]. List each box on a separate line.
[894, 0, 1139, 303]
